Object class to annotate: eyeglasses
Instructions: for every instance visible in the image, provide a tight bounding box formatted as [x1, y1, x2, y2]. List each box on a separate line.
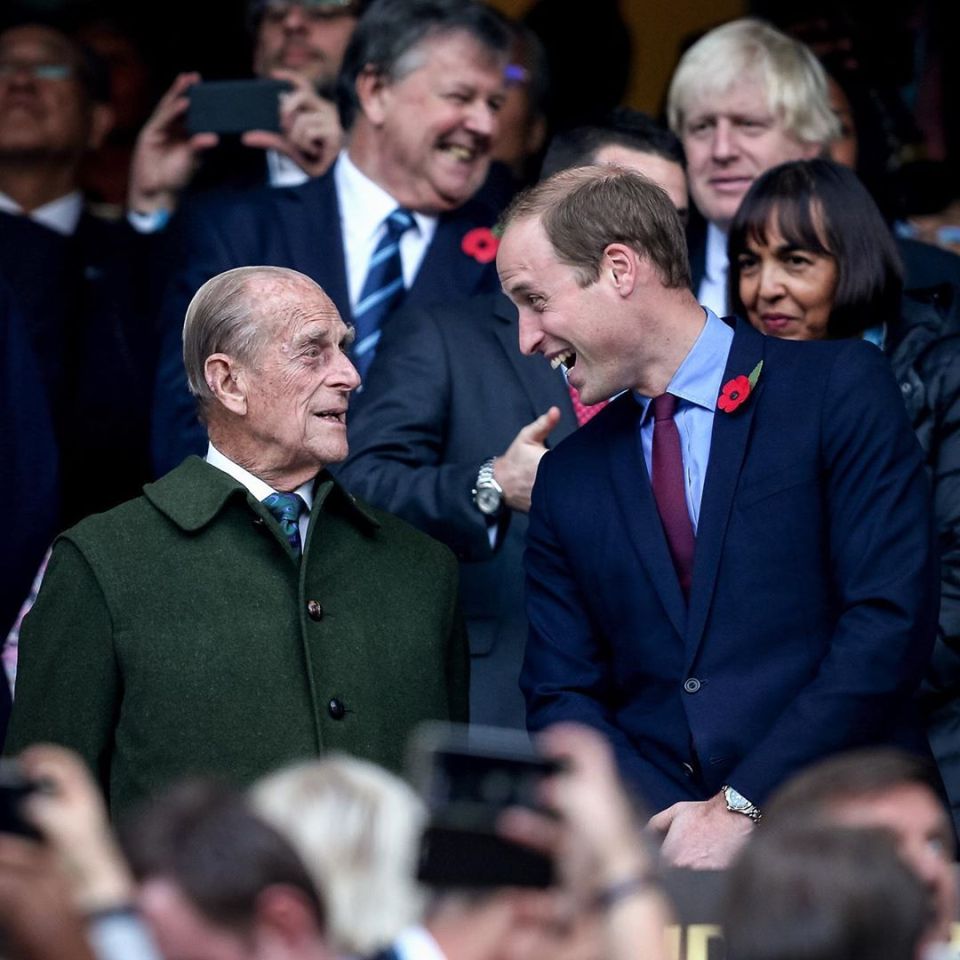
[0, 59, 74, 81]
[260, 0, 359, 23]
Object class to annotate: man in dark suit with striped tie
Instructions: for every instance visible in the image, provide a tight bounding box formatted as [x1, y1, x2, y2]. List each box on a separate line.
[152, 0, 511, 474]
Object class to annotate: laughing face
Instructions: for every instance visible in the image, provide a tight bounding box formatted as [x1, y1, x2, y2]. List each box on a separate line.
[681, 77, 820, 232]
[359, 30, 505, 214]
[236, 278, 360, 485]
[498, 216, 639, 406]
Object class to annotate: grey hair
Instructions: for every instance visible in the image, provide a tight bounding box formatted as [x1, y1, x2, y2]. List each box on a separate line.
[182, 265, 311, 409]
[667, 18, 839, 147]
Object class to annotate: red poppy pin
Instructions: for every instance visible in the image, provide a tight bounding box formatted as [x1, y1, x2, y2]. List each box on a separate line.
[461, 226, 499, 264]
[718, 361, 763, 414]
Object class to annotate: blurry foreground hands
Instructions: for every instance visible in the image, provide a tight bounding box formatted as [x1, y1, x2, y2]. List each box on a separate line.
[242, 69, 343, 178]
[499, 724, 673, 960]
[18, 745, 135, 914]
[0, 833, 97, 960]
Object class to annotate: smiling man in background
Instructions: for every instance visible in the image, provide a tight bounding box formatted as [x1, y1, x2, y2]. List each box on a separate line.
[152, 0, 510, 474]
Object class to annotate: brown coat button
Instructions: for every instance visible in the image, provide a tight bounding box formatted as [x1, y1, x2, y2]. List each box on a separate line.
[306, 600, 323, 621]
[328, 698, 346, 720]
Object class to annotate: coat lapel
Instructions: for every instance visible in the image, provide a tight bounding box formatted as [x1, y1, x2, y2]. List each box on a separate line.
[604, 396, 687, 639]
[272, 177, 352, 324]
[684, 321, 766, 664]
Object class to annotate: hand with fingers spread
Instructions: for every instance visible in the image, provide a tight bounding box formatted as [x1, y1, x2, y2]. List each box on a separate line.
[127, 72, 218, 216]
[493, 406, 561, 513]
[242, 70, 343, 177]
[18, 744, 135, 914]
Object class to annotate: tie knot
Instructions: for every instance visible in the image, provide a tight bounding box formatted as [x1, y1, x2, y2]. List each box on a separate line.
[385, 208, 415, 238]
[262, 492, 305, 525]
[653, 393, 678, 422]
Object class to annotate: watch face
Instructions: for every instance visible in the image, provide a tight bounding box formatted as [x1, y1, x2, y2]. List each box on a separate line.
[476, 487, 502, 515]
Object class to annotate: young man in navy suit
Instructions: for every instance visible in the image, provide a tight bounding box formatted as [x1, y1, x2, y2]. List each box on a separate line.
[496, 166, 939, 869]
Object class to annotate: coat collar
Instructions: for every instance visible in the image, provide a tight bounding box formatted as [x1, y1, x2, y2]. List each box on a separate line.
[144, 456, 380, 534]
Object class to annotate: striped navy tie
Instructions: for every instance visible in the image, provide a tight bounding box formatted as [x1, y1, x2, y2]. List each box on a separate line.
[353, 208, 415, 379]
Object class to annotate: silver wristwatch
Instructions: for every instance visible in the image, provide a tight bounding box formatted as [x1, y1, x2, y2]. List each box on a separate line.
[472, 457, 504, 517]
[722, 785, 762, 823]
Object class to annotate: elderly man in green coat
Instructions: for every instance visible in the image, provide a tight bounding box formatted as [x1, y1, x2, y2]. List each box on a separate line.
[6, 265, 468, 817]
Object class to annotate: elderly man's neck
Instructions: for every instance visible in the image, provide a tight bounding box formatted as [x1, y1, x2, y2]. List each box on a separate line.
[207, 427, 323, 494]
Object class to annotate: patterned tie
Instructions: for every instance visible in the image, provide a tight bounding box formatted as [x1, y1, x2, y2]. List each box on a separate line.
[352, 208, 416, 380]
[650, 394, 695, 600]
[568, 383, 608, 426]
[262, 492, 306, 555]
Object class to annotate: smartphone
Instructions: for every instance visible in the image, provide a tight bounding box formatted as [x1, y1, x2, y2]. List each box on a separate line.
[186, 78, 292, 136]
[408, 723, 561, 889]
[0, 761, 41, 841]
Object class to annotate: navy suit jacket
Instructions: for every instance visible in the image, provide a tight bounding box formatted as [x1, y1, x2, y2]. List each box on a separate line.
[151, 170, 502, 474]
[522, 319, 939, 814]
[337, 291, 576, 728]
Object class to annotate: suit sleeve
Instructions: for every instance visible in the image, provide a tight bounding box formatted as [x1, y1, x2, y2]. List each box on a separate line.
[729, 341, 939, 803]
[5, 539, 120, 798]
[338, 304, 498, 561]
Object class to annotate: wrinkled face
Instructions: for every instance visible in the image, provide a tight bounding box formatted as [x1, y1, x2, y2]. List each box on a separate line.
[591, 144, 689, 222]
[365, 31, 506, 213]
[139, 880, 253, 960]
[498, 216, 637, 405]
[0, 25, 101, 160]
[236, 280, 360, 479]
[253, 0, 357, 86]
[829, 785, 957, 942]
[737, 217, 838, 341]
[681, 77, 820, 231]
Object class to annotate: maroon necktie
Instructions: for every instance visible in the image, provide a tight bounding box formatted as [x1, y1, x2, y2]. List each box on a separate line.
[651, 393, 695, 600]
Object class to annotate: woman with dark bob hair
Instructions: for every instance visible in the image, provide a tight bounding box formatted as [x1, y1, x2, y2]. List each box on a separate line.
[727, 157, 960, 833]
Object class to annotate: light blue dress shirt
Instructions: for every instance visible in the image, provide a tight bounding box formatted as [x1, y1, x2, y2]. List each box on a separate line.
[633, 308, 734, 533]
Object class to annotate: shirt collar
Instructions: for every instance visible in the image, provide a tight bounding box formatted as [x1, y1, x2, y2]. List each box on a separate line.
[0, 189, 84, 236]
[265, 148, 310, 188]
[393, 926, 448, 960]
[633, 308, 734, 419]
[704, 222, 729, 284]
[335, 149, 437, 245]
[205, 442, 315, 512]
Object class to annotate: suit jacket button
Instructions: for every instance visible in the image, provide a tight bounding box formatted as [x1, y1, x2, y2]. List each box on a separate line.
[682, 762, 695, 777]
[683, 678, 701, 694]
[307, 600, 324, 621]
[328, 698, 346, 720]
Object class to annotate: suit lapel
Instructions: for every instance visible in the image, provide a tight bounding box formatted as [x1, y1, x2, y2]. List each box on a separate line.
[272, 177, 352, 324]
[684, 321, 766, 664]
[604, 396, 687, 639]
[408, 210, 492, 308]
[489, 293, 577, 443]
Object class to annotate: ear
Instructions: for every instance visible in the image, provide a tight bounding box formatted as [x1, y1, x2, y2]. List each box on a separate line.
[800, 139, 825, 161]
[601, 242, 643, 297]
[354, 65, 391, 127]
[524, 114, 548, 158]
[253, 885, 327, 954]
[86, 102, 115, 152]
[205, 354, 248, 416]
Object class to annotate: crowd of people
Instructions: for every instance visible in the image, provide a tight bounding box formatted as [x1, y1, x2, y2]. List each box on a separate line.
[1, 0, 960, 958]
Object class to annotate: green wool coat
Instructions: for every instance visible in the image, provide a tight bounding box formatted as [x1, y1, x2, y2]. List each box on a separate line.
[6, 457, 468, 817]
